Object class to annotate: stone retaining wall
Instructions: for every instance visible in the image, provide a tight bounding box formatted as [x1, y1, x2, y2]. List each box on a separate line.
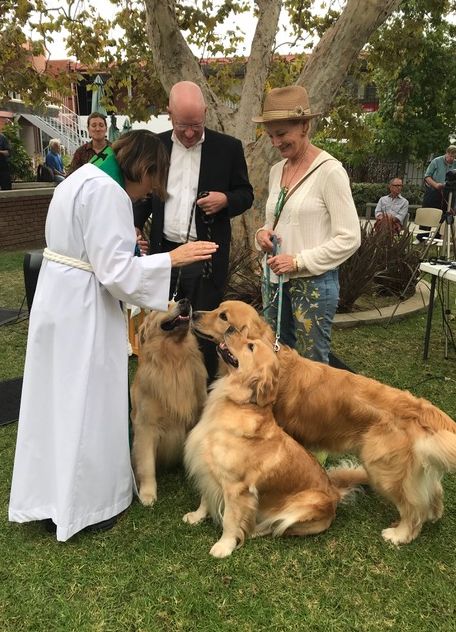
[0, 188, 54, 250]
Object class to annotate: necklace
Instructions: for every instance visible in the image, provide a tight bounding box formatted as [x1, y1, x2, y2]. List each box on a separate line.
[274, 147, 308, 226]
[281, 147, 308, 194]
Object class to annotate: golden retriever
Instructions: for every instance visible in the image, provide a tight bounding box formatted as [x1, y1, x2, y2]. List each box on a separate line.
[183, 327, 367, 558]
[130, 299, 207, 506]
[191, 300, 456, 545]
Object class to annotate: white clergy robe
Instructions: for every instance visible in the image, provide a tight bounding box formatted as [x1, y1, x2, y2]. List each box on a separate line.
[9, 164, 171, 541]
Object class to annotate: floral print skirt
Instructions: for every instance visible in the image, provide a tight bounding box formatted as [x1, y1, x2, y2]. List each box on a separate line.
[262, 269, 339, 364]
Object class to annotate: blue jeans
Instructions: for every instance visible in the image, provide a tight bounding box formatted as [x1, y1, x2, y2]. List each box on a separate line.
[262, 269, 339, 364]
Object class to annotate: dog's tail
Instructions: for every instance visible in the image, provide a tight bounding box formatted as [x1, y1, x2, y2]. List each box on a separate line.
[412, 404, 456, 472]
[415, 430, 456, 472]
[328, 462, 368, 501]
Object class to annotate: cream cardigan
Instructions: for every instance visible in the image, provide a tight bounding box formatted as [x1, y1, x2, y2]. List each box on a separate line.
[258, 151, 361, 282]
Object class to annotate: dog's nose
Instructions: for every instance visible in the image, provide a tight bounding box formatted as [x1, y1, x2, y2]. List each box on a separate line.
[226, 326, 237, 336]
[178, 298, 191, 309]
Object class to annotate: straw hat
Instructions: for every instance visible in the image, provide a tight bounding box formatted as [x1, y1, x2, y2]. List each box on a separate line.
[252, 86, 321, 123]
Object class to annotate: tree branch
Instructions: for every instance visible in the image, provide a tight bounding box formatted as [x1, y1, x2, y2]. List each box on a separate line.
[235, 0, 282, 141]
[299, 0, 402, 121]
[144, 0, 232, 130]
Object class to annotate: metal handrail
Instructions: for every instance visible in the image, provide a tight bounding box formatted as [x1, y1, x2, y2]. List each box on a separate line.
[36, 103, 88, 153]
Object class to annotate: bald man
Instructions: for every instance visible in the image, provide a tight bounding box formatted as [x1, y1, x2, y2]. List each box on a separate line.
[374, 177, 409, 234]
[134, 81, 253, 381]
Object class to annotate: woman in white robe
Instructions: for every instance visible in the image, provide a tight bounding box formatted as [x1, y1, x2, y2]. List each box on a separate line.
[9, 131, 217, 542]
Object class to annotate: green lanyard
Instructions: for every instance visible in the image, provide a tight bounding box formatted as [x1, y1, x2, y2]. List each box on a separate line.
[264, 187, 288, 350]
[273, 186, 288, 229]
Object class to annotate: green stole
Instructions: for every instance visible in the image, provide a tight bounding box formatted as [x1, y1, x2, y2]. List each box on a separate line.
[94, 152, 140, 256]
[95, 153, 125, 189]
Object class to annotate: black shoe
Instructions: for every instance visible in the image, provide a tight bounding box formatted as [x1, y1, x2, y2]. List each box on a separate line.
[43, 519, 57, 534]
[84, 515, 119, 533]
[42, 513, 120, 536]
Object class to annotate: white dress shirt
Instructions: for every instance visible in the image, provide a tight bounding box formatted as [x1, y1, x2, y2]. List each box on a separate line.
[163, 131, 205, 242]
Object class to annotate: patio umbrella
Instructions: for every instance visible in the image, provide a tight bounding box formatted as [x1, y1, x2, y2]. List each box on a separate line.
[91, 75, 107, 116]
[108, 113, 120, 142]
[122, 117, 132, 135]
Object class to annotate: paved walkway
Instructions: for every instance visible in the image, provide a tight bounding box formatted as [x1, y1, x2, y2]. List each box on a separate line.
[334, 280, 430, 328]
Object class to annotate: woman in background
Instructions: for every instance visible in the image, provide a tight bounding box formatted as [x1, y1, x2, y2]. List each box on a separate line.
[67, 112, 112, 174]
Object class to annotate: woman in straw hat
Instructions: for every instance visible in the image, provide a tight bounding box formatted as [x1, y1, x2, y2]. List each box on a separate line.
[254, 85, 360, 363]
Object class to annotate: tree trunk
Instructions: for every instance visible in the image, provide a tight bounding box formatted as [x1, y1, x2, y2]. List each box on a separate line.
[233, 0, 402, 245]
[234, 0, 283, 142]
[144, 0, 402, 247]
[300, 0, 402, 119]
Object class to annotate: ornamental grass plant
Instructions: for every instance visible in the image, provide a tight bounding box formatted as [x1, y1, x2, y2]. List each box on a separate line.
[225, 225, 423, 315]
[338, 224, 422, 312]
[1, 250, 456, 632]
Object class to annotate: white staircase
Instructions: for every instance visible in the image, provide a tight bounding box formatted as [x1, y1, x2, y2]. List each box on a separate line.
[20, 104, 89, 154]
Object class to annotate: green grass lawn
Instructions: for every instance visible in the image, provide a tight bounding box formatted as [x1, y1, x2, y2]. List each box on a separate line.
[1, 250, 456, 632]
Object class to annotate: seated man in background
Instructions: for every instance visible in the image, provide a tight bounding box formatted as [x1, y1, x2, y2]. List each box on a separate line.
[374, 177, 408, 235]
[45, 139, 66, 184]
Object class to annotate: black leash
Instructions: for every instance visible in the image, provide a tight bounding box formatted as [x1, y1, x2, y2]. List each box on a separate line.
[171, 191, 212, 299]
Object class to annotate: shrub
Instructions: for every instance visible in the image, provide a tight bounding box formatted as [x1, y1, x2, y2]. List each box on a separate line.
[2, 121, 34, 182]
[224, 242, 262, 309]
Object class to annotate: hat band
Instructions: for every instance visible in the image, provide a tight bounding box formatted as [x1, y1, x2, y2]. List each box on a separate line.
[261, 106, 313, 121]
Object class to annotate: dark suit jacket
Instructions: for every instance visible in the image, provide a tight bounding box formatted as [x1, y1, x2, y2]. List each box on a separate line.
[134, 128, 253, 289]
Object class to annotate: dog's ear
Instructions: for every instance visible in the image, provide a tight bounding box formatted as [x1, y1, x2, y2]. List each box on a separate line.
[239, 324, 249, 336]
[251, 362, 279, 407]
[138, 320, 148, 346]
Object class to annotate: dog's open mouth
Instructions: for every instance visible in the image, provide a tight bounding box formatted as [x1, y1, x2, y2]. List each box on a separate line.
[216, 342, 239, 368]
[161, 300, 192, 331]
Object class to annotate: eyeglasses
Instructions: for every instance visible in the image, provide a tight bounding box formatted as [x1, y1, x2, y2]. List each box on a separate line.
[391, 184, 403, 187]
[174, 122, 204, 132]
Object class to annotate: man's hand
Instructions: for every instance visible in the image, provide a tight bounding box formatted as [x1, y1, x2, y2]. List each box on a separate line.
[196, 191, 228, 216]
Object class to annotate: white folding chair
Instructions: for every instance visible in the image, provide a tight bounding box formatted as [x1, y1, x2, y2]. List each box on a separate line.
[413, 207, 443, 249]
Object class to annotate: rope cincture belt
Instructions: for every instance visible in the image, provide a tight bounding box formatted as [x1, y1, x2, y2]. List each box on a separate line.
[43, 247, 133, 355]
[43, 247, 94, 272]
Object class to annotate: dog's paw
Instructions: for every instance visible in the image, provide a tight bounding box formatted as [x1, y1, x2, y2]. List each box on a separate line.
[182, 511, 204, 525]
[138, 488, 157, 507]
[209, 538, 236, 558]
[381, 526, 410, 546]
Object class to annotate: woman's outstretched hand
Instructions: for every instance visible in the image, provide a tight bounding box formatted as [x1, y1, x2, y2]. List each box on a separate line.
[170, 241, 219, 268]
